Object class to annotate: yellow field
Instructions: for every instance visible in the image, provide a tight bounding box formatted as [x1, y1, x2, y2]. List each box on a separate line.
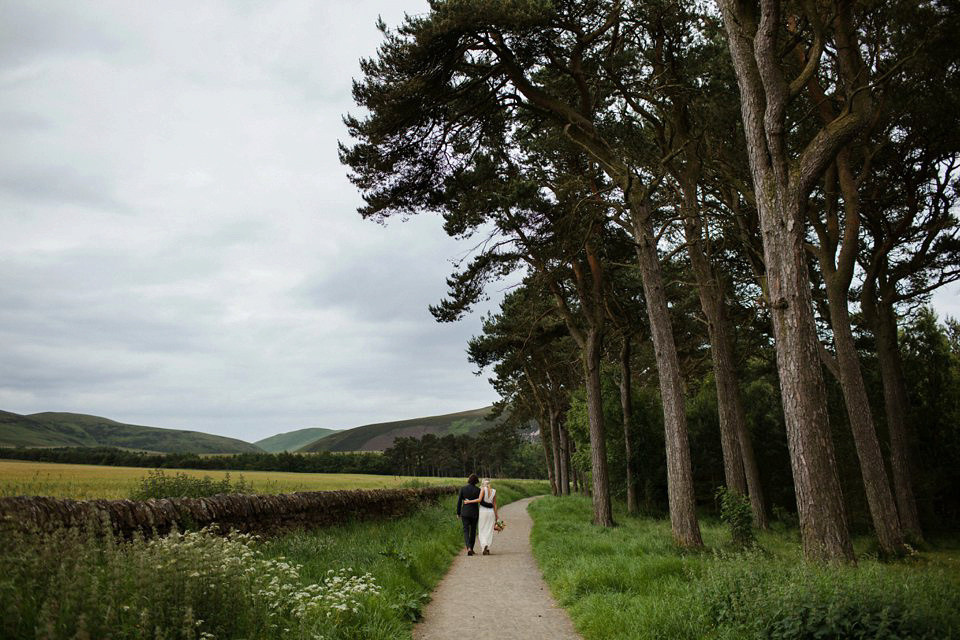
[0, 460, 460, 500]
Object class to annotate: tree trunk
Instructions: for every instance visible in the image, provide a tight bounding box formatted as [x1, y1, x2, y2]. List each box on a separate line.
[682, 201, 767, 528]
[674, 104, 768, 528]
[540, 418, 557, 496]
[823, 277, 905, 555]
[629, 200, 703, 548]
[585, 327, 615, 526]
[548, 406, 564, 498]
[717, 0, 856, 563]
[759, 188, 854, 562]
[875, 302, 924, 541]
[710, 290, 769, 529]
[619, 336, 639, 514]
[559, 424, 571, 495]
[683, 205, 763, 504]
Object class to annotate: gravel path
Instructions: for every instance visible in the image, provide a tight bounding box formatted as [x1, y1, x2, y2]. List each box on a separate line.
[413, 496, 581, 640]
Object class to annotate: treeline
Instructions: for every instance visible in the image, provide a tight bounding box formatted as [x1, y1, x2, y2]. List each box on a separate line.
[382, 423, 547, 479]
[0, 447, 393, 475]
[0, 434, 548, 480]
[341, 0, 960, 562]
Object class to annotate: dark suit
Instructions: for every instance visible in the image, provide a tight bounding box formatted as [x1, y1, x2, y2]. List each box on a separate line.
[456, 483, 481, 551]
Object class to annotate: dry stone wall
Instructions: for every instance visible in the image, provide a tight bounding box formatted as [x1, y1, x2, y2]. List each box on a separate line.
[0, 486, 456, 537]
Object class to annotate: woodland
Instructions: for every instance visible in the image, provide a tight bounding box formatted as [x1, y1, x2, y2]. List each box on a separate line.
[340, 0, 960, 562]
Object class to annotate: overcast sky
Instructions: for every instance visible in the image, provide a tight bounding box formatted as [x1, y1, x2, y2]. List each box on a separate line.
[1, 1, 957, 443]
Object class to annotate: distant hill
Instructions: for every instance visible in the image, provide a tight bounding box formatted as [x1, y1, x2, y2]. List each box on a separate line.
[0, 410, 263, 454]
[298, 407, 501, 452]
[254, 427, 339, 453]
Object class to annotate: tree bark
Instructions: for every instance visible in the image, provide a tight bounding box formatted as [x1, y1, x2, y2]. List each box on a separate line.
[548, 403, 564, 498]
[814, 158, 906, 556]
[717, 0, 856, 562]
[542, 430, 557, 495]
[823, 279, 905, 554]
[871, 298, 924, 541]
[585, 327, 615, 526]
[629, 200, 703, 548]
[680, 185, 767, 528]
[685, 219, 746, 496]
[529, 387, 558, 496]
[545, 243, 614, 524]
[758, 189, 854, 562]
[619, 336, 639, 514]
[559, 425, 571, 495]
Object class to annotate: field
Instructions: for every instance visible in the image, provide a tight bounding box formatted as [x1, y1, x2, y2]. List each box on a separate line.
[0, 459, 462, 500]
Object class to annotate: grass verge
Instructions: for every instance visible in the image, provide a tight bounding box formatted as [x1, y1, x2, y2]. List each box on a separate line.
[1, 479, 548, 640]
[529, 496, 960, 640]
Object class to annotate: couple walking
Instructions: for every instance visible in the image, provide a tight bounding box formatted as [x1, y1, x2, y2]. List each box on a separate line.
[455, 474, 500, 556]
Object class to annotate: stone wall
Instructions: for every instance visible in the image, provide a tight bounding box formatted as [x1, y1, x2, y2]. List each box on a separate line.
[0, 486, 456, 537]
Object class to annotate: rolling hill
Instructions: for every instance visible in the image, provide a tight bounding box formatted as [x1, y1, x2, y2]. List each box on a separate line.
[0, 410, 263, 454]
[253, 427, 339, 453]
[297, 406, 501, 452]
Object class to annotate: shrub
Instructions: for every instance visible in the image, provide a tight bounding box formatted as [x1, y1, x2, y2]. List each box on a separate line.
[129, 469, 255, 500]
[716, 486, 755, 548]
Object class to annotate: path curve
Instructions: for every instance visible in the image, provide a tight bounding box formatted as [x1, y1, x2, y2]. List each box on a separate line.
[414, 496, 581, 640]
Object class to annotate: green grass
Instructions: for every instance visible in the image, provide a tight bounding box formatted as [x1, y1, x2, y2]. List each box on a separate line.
[529, 497, 960, 640]
[1, 479, 549, 640]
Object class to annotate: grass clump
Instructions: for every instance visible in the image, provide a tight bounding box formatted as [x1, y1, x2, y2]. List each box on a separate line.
[129, 468, 254, 500]
[529, 496, 960, 640]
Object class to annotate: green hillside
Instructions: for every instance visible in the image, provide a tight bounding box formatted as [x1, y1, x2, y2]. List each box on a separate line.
[298, 407, 500, 452]
[0, 410, 263, 454]
[253, 427, 339, 453]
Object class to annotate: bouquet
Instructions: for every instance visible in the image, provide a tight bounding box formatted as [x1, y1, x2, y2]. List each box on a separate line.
[494, 519, 505, 532]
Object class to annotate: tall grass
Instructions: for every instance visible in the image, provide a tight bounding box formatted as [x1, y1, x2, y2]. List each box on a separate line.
[529, 496, 960, 640]
[1, 479, 549, 640]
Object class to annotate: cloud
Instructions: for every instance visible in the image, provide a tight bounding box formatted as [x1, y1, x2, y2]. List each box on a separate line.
[0, 0, 501, 442]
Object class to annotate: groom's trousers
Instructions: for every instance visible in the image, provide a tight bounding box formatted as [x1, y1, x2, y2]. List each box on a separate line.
[461, 514, 479, 550]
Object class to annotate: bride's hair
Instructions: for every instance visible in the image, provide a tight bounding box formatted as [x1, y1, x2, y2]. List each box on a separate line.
[481, 478, 491, 487]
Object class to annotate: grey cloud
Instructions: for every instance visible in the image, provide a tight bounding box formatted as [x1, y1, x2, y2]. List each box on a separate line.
[0, 164, 130, 212]
[0, 1, 125, 69]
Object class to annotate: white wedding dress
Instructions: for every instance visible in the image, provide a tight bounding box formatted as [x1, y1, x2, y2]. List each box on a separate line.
[477, 487, 496, 552]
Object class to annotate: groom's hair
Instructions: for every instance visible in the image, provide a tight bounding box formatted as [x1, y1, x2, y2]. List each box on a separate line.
[468, 474, 479, 485]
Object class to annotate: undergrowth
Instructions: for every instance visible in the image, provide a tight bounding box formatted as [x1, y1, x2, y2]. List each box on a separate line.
[129, 468, 255, 500]
[529, 496, 960, 640]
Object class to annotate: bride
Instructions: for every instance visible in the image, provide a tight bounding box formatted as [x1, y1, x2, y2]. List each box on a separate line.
[463, 478, 498, 555]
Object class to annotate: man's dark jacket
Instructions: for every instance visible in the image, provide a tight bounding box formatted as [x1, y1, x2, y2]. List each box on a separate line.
[456, 483, 481, 518]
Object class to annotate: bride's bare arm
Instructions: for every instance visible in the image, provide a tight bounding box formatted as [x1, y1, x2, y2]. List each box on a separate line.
[462, 487, 484, 504]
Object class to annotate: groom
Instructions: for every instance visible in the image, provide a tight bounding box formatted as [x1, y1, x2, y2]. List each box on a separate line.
[456, 473, 481, 556]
